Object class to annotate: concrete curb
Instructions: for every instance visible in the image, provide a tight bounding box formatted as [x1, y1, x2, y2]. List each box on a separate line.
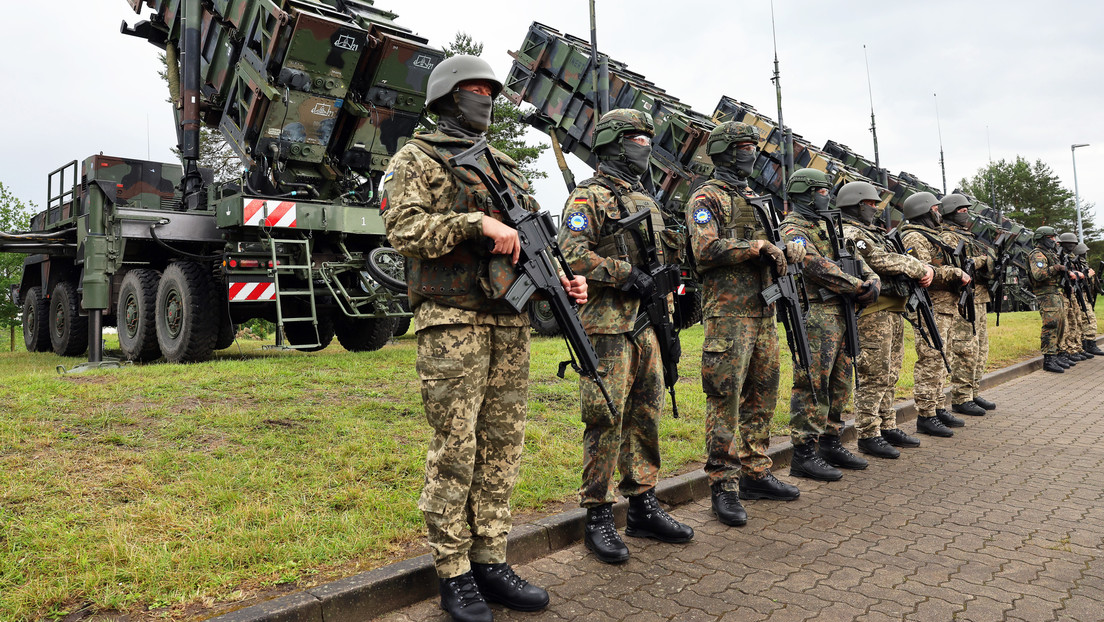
[207, 338, 1100, 622]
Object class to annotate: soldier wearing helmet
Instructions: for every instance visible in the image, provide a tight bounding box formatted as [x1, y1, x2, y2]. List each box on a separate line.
[1028, 226, 1070, 372]
[1073, 243, 1104, 355]
[381, 55, 583, 620]
[939, 194, 997, 417]
[899, 192, 970, 436]
[557, 108, 694, 564]
[838, 181, 933, 459]
[684, 121, 804, 527]
[778, 168, 879, 482]
[1057, 232, 1094, 360]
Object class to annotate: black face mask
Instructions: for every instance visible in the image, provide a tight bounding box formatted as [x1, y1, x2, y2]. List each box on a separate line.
[842, 204, 879, 226]
[946, 211, 970, 228]
[454, 90, 493, 133]
[732, 147, 757, 177]
[792, 193, 821, 220]
[1040, 237, 1056, 250]
[621, 140, 652, 177]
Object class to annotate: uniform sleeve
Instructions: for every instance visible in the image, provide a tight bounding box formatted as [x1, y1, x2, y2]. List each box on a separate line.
[847, 226, 929, 281]
[904, 231, 963, 289]
[380, 148, 484, 259]
[686, 190, 757, 269]
[782, 222, 864, 294]
[1028, 250, 1059, 282]
[557, 187, 633, 287]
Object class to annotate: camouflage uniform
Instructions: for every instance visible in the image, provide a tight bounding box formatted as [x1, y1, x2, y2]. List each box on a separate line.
[780, 213, 876, 446]
[1027, 245, 1066, 355]
[901, 223, 966, 418]
[686, 178, 779, 488]
[1061, 263, 1085, 353]
[940, 224, 993, 405]
[1076, 256, 1099, 341]
[842, 219, 930, 439]
[557, 171, 669, 507]
[381, 131, 534, 579]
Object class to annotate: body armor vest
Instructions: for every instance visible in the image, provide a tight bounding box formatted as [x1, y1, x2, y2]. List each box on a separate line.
[579, 176, 670, 267]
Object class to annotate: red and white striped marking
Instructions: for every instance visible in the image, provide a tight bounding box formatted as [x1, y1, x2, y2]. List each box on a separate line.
[243, 200, 297, 228]
[228, 281, 276, 302]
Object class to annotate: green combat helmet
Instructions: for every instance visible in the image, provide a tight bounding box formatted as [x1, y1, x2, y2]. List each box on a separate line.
[593, 108, 655, 150]
[836, 181, 881, 208]
[425, 55, 502, 112]
[1058, 232, 1079, 249]
[786, 167, 831, 196]
[1034, 226, 1058, 247]
[938, 193, 972, 215]
[706, 121, 759, 155]
[1075, 242, 1089, 256]
[901, 191, 941, 221]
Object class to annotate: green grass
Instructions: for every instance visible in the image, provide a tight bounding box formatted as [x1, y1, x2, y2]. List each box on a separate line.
[0, 303, 1085, 621]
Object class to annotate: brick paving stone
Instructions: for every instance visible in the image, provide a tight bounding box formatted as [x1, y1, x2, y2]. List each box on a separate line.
[381, 361, 1104, 621]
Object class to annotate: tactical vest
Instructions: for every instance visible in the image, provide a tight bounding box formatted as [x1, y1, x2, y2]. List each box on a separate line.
[579, 175, 672, 267]
[847, 221, 910, 301]
[1028, 247, 1061, 295]
[402, 134, 531, 314]
[694, 179, 770, 283]
[901, 224, 954, 267]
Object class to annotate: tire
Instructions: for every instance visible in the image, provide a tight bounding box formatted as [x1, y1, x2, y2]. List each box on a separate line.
[214, 301, 236, 350]
[528, 300, 560, 336]
[391, 298, 411, 337]
[155, 261, 217, 363]
[117, 269, 162, 362]
[49, 281, 88, 357]
[335, 314, 396, 352]
[283, 314, 335, 352]
[22, 286, 51, 352]
[366, 246, 408, 294]
[674, 289, 702, 329]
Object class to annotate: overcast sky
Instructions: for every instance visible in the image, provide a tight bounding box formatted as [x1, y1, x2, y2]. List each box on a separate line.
[1, 1, 1100, 234]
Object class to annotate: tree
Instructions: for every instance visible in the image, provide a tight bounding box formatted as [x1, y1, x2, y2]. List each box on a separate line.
[434, 32, 548, 186]
[0, 182, 34, 350]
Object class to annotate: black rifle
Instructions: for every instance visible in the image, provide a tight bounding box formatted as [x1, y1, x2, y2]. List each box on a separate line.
[886, 227, 951, 373]
[449, 139, 618, 418]
[1060, 250, 1089, 314]
[988, 232, 1012, 326]
[819, 210, 864, 389]
[748, 196, 816, 395]
[953, 240, 977, 334]
[615, 208, 683, 418]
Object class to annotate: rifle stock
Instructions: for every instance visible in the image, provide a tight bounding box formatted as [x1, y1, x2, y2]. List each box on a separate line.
[953, 240, 977, 334]
[819, 211, 862, 390]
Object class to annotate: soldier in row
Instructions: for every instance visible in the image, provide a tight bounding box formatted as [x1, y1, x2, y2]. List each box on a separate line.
[1073, 242, 1104, 356]
[1058, 232, 1098, 361]
[1029, 227, 1071, 373]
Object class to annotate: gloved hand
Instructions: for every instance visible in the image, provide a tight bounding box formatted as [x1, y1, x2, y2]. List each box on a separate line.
[855, 279, 880, 305]
[759, 242, 786, 277]
[620, 267, 655, 297]
[784, 240, 806, 264]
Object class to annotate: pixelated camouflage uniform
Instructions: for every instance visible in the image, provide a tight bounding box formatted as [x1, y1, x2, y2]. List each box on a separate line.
[780, 213, 876, 446]
[557, 171, 670, 507]
[686, 178, 779, 489]
[940, 224, 994, 405]
[1027, 245, 1066, 355]
[842, 218, 930, 439]
[901, 223, 966, 418]
[381, 131, 534, 579]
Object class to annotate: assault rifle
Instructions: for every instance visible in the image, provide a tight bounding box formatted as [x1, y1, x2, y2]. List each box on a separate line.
[988, 232, 1012, 326]
[887, 227, 951, 373]
[748, 196, 816, 394]
[819, 210, 864, 389]
[953, 240, 977, 334]
[1060, 250, 1089, 314]
[449, 139, 618, 418]
[615, 207, 683, 418]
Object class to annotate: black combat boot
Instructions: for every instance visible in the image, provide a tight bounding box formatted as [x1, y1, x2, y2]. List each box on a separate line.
[936, 408, 965, 428]
[1057, 353, 1075, 367]
[1079, 345, 1095, 358]
[972, 396, 996, 410]
[952, 401, 987, 416]
[439, 571, 493, 622]
[857, 436, 900, 459]
[471, 563, 549, 612]
[626, 489, 694, 543]
[584, 504, 629, 564]
[739, 470, 800, 501]
[710, 483, 748, 527]
[917, 415, 953, 437]
[790, 440, 843, 481]
[1043, 354, 1065, 373]
[882, 428, 921, 448]
[818, 434, 869, 469]
[1085, 339, 1104, 356]
[1068, 350, 1087, 362]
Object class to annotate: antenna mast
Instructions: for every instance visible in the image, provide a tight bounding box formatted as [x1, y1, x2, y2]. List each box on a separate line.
[770, 1, 791, 211]
[863, 45, 886, 186]
[934, 92, 947, 195]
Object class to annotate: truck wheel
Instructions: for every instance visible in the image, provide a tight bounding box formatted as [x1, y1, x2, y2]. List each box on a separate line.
[214, 300, 236, 350]
[366, 246, 408, 294]
[118, 269, 162, 362]
[156, 261, 217, 363]
[22, 286, 51, 352]
[49, 281, 88, 357]
[283, 315, 335, 352]
[528, 300, 560, 336]
[335, 315, 396, 352]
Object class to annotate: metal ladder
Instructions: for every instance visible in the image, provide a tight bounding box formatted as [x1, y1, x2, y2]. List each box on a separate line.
[267, 234, 321, 349]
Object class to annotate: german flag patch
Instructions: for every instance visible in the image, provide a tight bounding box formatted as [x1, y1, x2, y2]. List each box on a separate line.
[572, 196, 589, 205]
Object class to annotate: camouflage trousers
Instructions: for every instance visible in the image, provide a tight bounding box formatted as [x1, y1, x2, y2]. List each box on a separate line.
[790, 304, 852, 446]
[854, 310, 904, 439]
[701, 315, 780, 488]
[579, 330, 663, 507]
[415, 323, 530, 579]
[1082, 302, 1098, 341]
[1037, 293, 1066, 355]
[971, 300, 990, 400]
[1063, 294, 1084, 352]
[947, 310, 981, 405]
[912, 309, 954, 418]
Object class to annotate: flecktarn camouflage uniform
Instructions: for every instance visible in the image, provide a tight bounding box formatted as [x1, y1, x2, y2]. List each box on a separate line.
[1028, 245, 1066, 355]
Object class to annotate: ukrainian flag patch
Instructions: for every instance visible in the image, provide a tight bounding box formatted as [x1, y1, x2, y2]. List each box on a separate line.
[383, 171, 394, 185]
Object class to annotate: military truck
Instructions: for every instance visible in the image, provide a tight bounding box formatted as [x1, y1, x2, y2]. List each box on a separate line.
[6, 0, 441, 365]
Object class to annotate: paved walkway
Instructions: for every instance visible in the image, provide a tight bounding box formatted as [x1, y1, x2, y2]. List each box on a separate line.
[379, 361, 1104, 622]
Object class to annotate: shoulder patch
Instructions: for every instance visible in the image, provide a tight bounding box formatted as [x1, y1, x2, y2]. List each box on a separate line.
[1036, 261, 1046, 268]
[382, 171, 394, 185]
[856, 240, 867, 250]
[792, 236, 807, 247]
[692, 207, 712, 225]
[572, 196, 589, 205]
[906, 247, 914, 253]
[566, 211, 589, 232]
